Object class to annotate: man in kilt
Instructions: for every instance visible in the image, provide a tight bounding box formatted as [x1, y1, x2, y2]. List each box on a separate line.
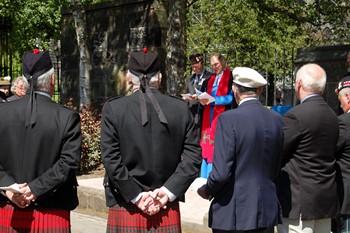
[0, 49, 82, 233]
[101, 49, 202, 233]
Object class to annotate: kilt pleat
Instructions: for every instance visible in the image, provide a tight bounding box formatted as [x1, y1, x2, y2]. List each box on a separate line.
[0, 201, 70, 233]
[107, 201, 181, 233]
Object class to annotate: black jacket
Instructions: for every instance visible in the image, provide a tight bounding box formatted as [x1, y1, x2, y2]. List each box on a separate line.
[0, 94, 82, 210]
[101, 89, 202, 206]
[336, 112, 350, 214]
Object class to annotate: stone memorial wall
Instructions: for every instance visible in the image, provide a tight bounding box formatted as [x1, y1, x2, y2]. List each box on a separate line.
[294, 44, 350, 114]
[60, 0, 168, 108]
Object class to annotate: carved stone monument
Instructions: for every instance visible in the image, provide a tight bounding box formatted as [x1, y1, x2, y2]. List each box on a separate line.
[60, 0, 167, 108]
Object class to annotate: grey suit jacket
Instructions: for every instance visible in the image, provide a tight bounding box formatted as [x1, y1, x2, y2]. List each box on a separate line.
[277, 95, 339, 220]
[184, 69, 212, 125]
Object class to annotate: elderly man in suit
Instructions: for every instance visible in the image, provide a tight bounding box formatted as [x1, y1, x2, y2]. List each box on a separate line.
[7, 76, 29, 101]
[276, 63, 339, 233]
[333, 75, 350, 233]
[0, 50, 82, 232]
[101, 49, 202, 233]
[198, 67, 284, 233]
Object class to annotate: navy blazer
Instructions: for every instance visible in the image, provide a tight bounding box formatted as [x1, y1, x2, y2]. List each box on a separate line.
[205, 99, 284, 231]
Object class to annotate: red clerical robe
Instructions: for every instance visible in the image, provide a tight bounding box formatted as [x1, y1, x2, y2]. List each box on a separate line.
[200, 67, 232, 163]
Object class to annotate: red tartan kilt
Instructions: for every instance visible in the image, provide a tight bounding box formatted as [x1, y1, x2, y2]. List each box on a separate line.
[0, 201, 70, 233]
[107, 201, 181, 233]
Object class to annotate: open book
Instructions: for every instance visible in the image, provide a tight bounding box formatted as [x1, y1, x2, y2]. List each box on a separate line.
[180, 93, 194, 101]
[195, 88, 215, 104]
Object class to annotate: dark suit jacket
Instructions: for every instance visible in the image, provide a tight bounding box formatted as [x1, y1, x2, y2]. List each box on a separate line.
[336, 112, 350, 215]
[0, 94, 81, 210]
[205, 99, 284, 231]
[276, 95, 339, 220]
[0, 92, 7, 102]
[184, 69, 212, 125]
[101, 89, 202, 206]
[6, 94, 21, 101]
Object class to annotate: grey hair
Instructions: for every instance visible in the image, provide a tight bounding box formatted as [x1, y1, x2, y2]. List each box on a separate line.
[339, 88, 350, 97]
[127, 70, 160, 86]
[11, 76, 29, 93]
[35, 68, 54, 92]
[296, 63, 326, 94]
[210, 53, 225, 63]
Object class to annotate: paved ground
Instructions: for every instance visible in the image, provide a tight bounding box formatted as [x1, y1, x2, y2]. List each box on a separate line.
[71, 211, 107, 233]
[75, 177, 211, 232]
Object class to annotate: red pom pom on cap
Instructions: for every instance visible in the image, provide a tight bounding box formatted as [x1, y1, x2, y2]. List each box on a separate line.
[33, 48, 40, 54]
[143, 47, 148, 53]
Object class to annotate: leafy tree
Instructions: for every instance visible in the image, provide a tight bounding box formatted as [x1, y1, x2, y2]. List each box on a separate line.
[71, 0, 92, 107]
[0, 0, 69, 58]
[185, 0, 350, 96]
[2, 0, 349, 95]
[165, 0, 188, 95]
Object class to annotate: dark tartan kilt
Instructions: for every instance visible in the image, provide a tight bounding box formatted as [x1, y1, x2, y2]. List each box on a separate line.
[0, 200, 70, 233]
[107, 201, 181, 233]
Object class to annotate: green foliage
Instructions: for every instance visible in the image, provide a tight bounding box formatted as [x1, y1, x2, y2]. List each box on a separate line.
[0, 0, 110, 62]
[186, 0, 350, 84]
[65, 98, 102, 172]
[0, 0, 70, 59]
[187, 1, 305, 58]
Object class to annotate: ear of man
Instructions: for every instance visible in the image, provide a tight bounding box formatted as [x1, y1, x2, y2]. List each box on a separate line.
[51, 74, 55, 86]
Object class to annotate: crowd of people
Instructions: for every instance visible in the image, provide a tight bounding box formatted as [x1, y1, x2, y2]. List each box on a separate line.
[184, 52, 350, 233]
[0, 48, 348, 233]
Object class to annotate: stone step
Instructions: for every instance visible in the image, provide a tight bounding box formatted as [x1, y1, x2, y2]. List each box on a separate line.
[76, 178, 211, 233]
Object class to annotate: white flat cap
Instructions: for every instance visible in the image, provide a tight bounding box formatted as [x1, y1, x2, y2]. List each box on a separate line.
[232, 67, 267, 88]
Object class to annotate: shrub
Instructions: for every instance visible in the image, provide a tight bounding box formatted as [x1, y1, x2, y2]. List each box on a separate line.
[65, 98, 102, 172]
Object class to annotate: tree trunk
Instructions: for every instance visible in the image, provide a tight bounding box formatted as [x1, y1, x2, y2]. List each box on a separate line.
[165, 0, 187, 96]
[71, 0, 91, 108]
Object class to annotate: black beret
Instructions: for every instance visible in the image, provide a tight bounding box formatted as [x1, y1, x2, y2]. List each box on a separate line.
[22, 50, 53, 80]
[189, 53, 203, 64]
[128, 49, 160, 77]
[335, 76, 350, 94]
